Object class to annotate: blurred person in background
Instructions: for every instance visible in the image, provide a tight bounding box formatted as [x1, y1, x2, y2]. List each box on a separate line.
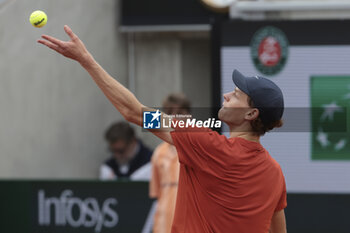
[100, 121, 153, 180]
[149, 93, 191, 233]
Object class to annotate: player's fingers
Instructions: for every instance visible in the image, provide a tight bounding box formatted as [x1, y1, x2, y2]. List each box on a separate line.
[41, 35, 64, 47]
[37, 39, 62, 53]
[64, 25, 77, 41]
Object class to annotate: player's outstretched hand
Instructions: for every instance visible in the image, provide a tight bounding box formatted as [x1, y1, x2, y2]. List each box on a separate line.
[38, 25, 91, 65]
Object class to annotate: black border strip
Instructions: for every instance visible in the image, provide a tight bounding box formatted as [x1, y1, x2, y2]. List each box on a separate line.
[211, 16, 224, 133]
[121, 0, 226, 26]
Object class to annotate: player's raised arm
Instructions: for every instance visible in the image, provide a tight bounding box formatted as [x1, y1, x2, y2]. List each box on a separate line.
[38, 25, 173, 145]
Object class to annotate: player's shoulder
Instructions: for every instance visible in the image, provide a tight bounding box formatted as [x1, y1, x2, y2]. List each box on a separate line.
[265, 151, 284, 172]
[193, 129, 235, 150]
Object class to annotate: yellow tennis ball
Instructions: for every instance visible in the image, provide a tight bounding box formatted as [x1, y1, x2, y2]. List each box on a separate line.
[29, 10, 47, 28]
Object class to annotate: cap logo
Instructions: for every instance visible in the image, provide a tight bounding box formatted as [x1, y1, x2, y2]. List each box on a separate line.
[250, 26, 289, 76]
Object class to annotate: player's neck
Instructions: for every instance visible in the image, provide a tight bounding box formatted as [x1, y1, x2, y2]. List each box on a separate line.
[229, 125, 260, 143]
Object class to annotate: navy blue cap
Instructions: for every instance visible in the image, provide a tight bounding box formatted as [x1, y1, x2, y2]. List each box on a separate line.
[232, 69, 284, 124]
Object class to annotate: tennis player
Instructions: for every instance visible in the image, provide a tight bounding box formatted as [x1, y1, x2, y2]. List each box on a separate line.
[38, 26, 287, 233]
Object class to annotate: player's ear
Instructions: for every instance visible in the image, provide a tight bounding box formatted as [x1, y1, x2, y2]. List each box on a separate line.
[245, 108, 259, 121]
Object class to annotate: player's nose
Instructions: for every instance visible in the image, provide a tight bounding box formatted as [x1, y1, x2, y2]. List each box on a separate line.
[223, 93, 230, 102]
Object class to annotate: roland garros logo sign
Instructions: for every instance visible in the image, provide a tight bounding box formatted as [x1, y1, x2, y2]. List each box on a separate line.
[250, 26, 289, 76]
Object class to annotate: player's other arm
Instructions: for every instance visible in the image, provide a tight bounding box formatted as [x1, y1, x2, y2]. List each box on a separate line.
[38, 25, 173, 144]
[269, 209, 287, 233]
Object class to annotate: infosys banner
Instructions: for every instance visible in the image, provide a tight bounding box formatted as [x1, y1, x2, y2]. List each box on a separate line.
[0, 181, 154, 233]
[220, 20, 350, 193]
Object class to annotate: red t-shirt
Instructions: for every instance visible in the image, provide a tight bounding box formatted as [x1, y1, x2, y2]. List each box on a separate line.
[170, 129, 287, 233]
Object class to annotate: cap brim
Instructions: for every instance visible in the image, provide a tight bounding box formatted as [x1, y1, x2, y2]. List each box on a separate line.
[232, 70, 250, 95]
